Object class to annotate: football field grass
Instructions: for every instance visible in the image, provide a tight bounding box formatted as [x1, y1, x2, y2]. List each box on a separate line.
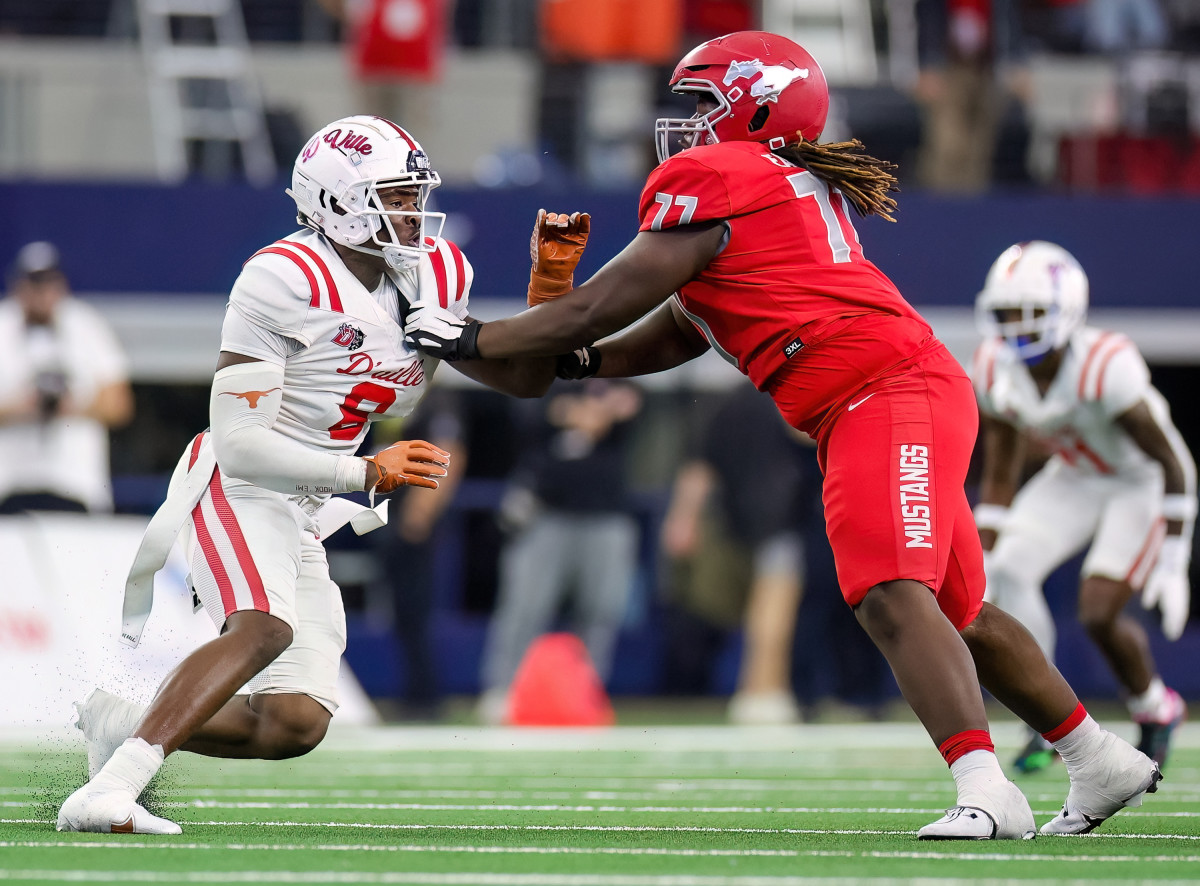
[2, 719, 1198, 885]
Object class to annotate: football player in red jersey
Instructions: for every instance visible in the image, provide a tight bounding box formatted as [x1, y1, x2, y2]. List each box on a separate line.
[405, 31, 1165, 839]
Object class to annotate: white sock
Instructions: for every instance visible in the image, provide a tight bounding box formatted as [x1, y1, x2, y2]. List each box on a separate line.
[1127, 677, 1167, 719]
[1049, 713, 1102, 765]
[90, 737, 165, 798]
[104, 695, 147, 741]
[951, 749, 1007, 804]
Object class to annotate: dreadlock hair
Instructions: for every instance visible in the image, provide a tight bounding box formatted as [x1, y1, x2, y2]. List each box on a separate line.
[772, 137, 899, 222]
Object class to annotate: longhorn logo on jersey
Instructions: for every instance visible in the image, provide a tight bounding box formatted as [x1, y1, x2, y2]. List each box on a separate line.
[724, 59, 810, 105]
[332, 322, 365, 350]
[220, 388, 281, 409]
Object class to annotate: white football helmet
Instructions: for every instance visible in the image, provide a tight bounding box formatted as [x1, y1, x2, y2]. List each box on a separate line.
[287, 116, 445, 271]
[975, 240, 1089, 363]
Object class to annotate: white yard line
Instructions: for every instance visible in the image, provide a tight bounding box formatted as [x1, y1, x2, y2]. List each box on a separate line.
[2, 870, 1199, 886]
[11, 721, 1196, 755]
[6, 817, 1200, 837]
[4, 839, 1200, 863]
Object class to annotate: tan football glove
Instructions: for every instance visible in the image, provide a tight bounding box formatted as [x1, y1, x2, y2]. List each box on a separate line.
[364, 440, 451, 493]
[528, 209, 590, 306]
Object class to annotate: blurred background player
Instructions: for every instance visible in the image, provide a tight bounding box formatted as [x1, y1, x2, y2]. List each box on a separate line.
[659, 381, 806, 724]
[403, 30, 1164, 840]
[56, 115, 561, 835]
[0, 241, 134, 513]
[972, 240, 1195, 772]
[476, 376, 642, 725]
[369, 386, 469, 721]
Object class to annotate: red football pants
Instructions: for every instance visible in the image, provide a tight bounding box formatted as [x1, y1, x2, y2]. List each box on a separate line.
[815, 344, 985, 629]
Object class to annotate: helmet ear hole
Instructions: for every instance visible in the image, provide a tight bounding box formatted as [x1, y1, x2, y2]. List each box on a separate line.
[748, 105, 770, 133]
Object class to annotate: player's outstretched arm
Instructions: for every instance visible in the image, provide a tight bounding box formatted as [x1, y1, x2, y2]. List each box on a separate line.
[1118, 398, 1197, 639]
[450, 351, 559, 399]
[403, 222, 721, 369]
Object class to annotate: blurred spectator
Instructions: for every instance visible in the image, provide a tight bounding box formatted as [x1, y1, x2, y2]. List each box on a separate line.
[1023, 0, 1170, 54]
[914, 0, 1030, 192]
[1085, 0, 1169, 52]
[369, 386, 468, 720]
[659, 383, 807, 723]
[0, 242, 134, 513]
[313, 0, 447, 138]
[476, 378, 643, 724]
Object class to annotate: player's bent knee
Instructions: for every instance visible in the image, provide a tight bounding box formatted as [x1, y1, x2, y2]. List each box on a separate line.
[226, 610, 295, 661]
[254, 693, 331, 759]
[855, 580, 930, 640]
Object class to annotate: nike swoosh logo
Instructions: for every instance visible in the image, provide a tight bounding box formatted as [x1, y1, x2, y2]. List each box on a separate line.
[847, 393, 876, 412]
[111, 815, 135, 834]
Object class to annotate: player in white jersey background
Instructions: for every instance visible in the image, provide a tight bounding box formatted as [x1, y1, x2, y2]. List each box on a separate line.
[971, 240, 1196, 774]
[57, 116, 578, 835]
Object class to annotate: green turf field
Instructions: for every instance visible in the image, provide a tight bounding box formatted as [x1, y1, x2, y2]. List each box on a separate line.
[3, 720, 1197, 885]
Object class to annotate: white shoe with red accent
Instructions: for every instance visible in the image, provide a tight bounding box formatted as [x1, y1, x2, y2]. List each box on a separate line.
[919, 777, 1035, 840]
[1040, 730, 1162, 835]
[56, 784, 180, 835]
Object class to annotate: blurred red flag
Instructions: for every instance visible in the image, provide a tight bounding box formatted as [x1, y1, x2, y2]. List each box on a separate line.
[354, 0, 445, 81]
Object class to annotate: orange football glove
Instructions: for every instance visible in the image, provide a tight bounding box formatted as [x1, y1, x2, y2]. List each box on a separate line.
[528, 209, 590, 306]
[365, 440, 451, 493]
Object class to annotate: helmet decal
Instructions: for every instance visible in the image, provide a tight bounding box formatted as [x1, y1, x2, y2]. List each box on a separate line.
[407, 149, 432, 173]
[723, 59, 811, 105]
[654, 31, 829, 162]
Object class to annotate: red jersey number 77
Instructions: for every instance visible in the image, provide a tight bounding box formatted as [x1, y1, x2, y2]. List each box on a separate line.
[650, 172, 861, 265]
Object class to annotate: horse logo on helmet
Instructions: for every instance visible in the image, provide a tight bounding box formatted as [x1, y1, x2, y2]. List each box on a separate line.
[723, 59, 810, 104]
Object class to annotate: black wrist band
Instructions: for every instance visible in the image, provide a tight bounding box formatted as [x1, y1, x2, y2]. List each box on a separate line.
[459, 320, 482, 360]
[556, 346, 602, 379]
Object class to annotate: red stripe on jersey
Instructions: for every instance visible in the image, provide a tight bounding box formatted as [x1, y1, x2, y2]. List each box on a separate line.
[1077, 332, 1117, 400]
[429, 246, 450, 308]
[447, 241, 466, 304]
[255, 246, 322, 309]
[373, 117, 418, 149]
[1127, 518, 1166, 586]
[207, 470, 270, 612]
[187, 431, 206, 469]
[1092, 336, 1130, 401]
[288, 241, 343, 313]
[191, 479, 238, 617]
[1073, 440, 1113, 474]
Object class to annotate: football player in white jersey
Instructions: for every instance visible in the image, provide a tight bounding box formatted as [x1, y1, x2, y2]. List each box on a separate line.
[971, 241, 1195, 774]
[57, 116, 570, 835]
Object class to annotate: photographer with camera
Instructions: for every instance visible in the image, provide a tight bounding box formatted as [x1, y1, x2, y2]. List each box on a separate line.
[0, 241, 133, 513]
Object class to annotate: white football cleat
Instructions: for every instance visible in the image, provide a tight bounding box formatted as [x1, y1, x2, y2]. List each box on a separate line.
[75, 689, 145, 779]
[57, 784, 181, 835]
[1041, 730, 1162, 835]
[919, 778, 1035, 840]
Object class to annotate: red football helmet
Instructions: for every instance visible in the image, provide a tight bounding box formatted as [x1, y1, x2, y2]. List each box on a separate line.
[655, 31, 829, 162]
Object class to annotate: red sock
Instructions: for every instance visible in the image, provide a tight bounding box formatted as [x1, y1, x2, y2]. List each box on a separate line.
[1041, 703, 1087, 744]
[938, 729, 995, 766]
